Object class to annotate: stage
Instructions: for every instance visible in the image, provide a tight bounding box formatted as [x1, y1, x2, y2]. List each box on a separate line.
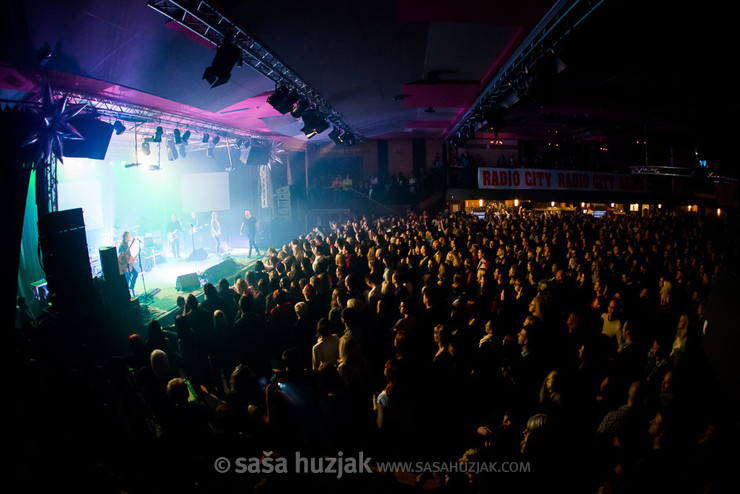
[127, 245, 265, 327]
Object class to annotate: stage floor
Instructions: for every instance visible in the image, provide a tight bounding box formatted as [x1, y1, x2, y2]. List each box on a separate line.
[130, 246, 264, 325]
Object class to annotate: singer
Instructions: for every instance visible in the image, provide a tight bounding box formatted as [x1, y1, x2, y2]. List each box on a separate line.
[117, 231, 139, 296]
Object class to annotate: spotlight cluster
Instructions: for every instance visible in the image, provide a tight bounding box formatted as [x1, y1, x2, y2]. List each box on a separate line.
[266, 83, 355, 143]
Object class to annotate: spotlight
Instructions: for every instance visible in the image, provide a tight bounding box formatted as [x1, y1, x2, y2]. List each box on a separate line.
[153, 126, 163, 143]
[166, 137, 178, 161]
[300, 109, 329, 138]
[149, 164, 161, 171]
[328, 127, 343, 145]
[173, 129, 181, 144]
[290, 98, 310, 118]
[181, 130, 191, 144]
[113, 121, 126, 135]
[202, 39, 241, 88]
[212, 135, 220, 146]
[202, 133, 210, 143]
[141, 140, 151, 156]
[342, 132, 357, 146]
[267, 85, 299, 114]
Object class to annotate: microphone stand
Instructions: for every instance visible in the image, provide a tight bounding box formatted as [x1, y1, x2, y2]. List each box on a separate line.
[190, 223, 196, 259]
[135, 238, 154, 304]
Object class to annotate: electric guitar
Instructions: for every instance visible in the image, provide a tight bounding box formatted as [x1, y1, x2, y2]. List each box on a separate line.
[188, 223, 208, 235]
[168, 229, 180, 243]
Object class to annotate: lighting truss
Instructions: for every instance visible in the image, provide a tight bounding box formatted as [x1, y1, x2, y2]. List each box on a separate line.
[58, 91, 258, 141]
[445, 0, 607, 141]
[147, 0, 359, 139]
[629, 166, 696, 178]
[629, 166, 740, 184]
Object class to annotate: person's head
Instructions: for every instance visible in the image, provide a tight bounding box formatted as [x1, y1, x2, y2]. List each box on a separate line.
[150, 349, 169, 380]
[218, 278, 230, 292]
[166, 377, 189, 406]
[203, 282, 217, 299]
[212, 211, 218, 219]
[238, 294, 251, 314]
[341, 307, 359, 329]
[282, 347, 302, 372]
[213, 309, 228, 330]
[176, 295, 185, 310]
[677, 313, 689, 332]
[245, 209, 252, 218]
[294, 301, 308, 320]
[148, 319, 162, 337]
[171, 214, 177, 222]
[316, 318, 332, 339]
[521, 413, 549, 455]
[607, 298, 619, 321]
[544, 370, 560, 394]
[123, 231, 131, 243]
[433, 324, 453, 348]
[185, 293, 199, 312]
[517, 327, 529, 349]
[128, 333, 146, 356]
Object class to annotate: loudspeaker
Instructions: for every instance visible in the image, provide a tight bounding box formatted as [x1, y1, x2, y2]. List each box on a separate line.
[99, 246, 119, 280]
[188, 248, 208, 261]
[176, 272, 201, 292]
[62, 115, 114, 160]
[37, 208, 95, 312]
[202, 257, 237, 284]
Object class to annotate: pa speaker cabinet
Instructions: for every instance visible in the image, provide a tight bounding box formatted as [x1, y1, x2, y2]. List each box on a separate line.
[176, 272, 201, 292]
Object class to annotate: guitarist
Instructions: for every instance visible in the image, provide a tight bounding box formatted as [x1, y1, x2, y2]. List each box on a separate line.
[167, 214, 184, 259]
[118, 231, 139, 296]
[211, 211, 222, 255]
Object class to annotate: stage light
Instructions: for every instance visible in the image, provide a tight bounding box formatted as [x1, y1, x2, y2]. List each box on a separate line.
[290, 98, 310, 118]
[328, 127, 343, 145]
[181, 130, 191, 144]
[166, 137, 178, 160]
[267, 85, 300, 114]
[300, 109, 329, 138]
[212, 135, 220, 146]
[149, 164, 160, 171]
[203, 39, 241, 88]
[141, 141, 151, 156]
[152, 126, 163, 143]
[202, 133, 210, 143]
[342, 132, 357, 146]
[173, 129, 181, 144]
[113, 121, 126, 135]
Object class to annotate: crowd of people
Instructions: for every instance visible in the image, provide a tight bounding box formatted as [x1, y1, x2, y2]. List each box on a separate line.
[8, 207, 736, 493]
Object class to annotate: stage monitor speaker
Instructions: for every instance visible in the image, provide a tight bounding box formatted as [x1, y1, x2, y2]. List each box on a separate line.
[188, 248, 207, 261]
[176, 272, 201, 292]
[62, 115, 114, 160]
[37, 208, 95, 312]
[202, 257, 237, 284]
